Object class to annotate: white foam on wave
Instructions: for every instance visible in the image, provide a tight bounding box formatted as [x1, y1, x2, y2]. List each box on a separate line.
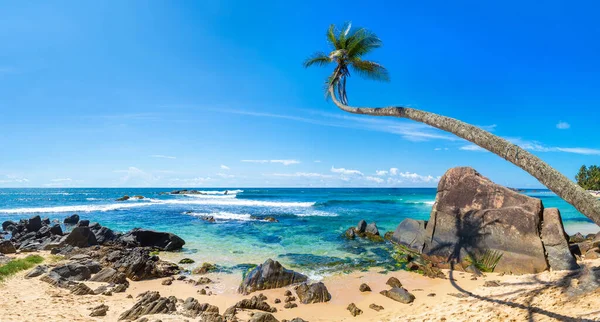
[195, 190, 244, 195]
[146, 198, 314, 208]
[0, 202, 154, 214]
[183, 194, 237, 199]
[188, 211, 253, 221]
[295, 211, 338, 217]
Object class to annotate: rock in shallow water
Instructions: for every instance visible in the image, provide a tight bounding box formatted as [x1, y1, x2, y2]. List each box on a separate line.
[238, 259, 308, 295]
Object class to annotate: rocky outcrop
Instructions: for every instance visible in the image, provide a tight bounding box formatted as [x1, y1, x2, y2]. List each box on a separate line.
[295, 282, 331, 304]
[116, 195, 130, 201]
[541, 208, 579, 271]
[89, 267, 128, 284]
[64, 214, 80, 224]
[238, 259, 308, 295]
[347, 303, 362, 316]
[230, 294, 277, 313]
[102, 247, 180, 281]
[0, 240, 17, 254]
[2, 215, 65, 252]
[380, 287, 415, 304]
[391, 219, 427, 252]
[359, 283, 371, 292]
[249, 312, 279, 322]
[25, 265, 48, 278]
[41, 260, 102, 287]
[61, 227, 98, 248]
[89, 304, 109, 317]
[118, 291, 178, 320]
[386, 277, 402, 288]
[421, 167, 575, 274]
[117, 229, 185, 251]
[89, 223, 120, 245]
[71, 282, 95, 295]
[345, 220, 383, 242]
[181, 297, 221, 320]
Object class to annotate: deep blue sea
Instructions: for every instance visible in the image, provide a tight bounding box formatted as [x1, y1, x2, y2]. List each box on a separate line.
[0, 188, 596, 277]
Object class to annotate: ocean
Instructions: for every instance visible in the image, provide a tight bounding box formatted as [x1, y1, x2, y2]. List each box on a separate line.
[0, 188, 596, 277]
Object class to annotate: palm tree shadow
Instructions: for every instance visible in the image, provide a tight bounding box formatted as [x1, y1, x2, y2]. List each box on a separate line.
[435, 208, 600, 321]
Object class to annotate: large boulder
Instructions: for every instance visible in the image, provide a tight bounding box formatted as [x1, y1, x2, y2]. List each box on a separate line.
[119, 291, 178, 321]
[89, 223, 120, 245]
[104, 247, 179, 281]
[64, 214, 80, 225]
[118, 229, 185, 251]
[26, 215, 43, 232]
[295, 282, 332, 304]
[391, 219, 427, 252]
[2, 220, 17, 231]
[380, 287, 415, 304]
[61, 227, 98, 248]
[238, 259, 308, 295]
[0, 240, 17, 254]
[422, 167, 549, 274]
[541, 208, 579, 271]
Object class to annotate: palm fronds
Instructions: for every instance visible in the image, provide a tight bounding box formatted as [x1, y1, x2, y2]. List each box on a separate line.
[466, 250, 504, 273]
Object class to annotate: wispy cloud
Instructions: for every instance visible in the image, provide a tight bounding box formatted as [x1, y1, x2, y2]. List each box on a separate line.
[220, 165, 230, 170]
[556, 121, 571, 130]
[434, 147, 449, 151]
[150, 154, 176, 159]
[459, 144, 486, 152]
[269, 172, 332, 178]
[459, 138, 600, 155]
[375, 170, 388, 176]
[242, 159, 300, 166]
[331, 166, 363, 176]
[365, 176, 384, 183]
[0, 175, 29, 184]
[50, 178, 72, 182]
[216, 173, 235, 178]
[314, 160, 322, 163]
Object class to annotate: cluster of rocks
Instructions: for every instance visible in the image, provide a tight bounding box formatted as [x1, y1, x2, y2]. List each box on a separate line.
[346, 276, 414, 317]
[388, 167, 582, 274]
[568, 232, 600, 260]
[116, 195, 144, 201]
[345, 220, 382, 242]
[0, 214, 185, 255]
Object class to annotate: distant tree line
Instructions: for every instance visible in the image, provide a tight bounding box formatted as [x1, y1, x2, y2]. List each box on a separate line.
[576, 165, 600, 190]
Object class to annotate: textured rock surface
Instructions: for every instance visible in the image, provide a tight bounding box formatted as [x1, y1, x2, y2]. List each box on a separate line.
[423, 167, 549, 274]
[104, 247, 179, 281]
[380, 287, 415, 304]
[386, 277, 402, 288]
[117, 228, 185, 251]
[0, 240, 17, 254]
[61, 227, 98, 248]
[119, 291, 178, 320]
[295, 282, 332, 304]
[391, 219, 427, 252]
[238, 259, 308, 295]
[541, 208, 579, 271]
[249, 312, 279, 322]
[347, 303, 362, 316]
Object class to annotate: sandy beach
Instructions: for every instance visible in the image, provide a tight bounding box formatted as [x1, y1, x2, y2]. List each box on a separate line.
[1, 252, 599, 322]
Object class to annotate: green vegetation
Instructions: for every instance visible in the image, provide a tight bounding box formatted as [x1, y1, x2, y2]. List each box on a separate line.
[576, 165, 600, 190]
[303, 23, 389, 105]
[466, 250, 503, 273]
[0, 255, 44, 281]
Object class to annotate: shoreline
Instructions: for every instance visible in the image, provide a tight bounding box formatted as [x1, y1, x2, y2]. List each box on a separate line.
[2, 251, 600, 321]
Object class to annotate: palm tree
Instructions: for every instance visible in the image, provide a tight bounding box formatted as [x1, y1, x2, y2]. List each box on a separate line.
[304, 23, 600, 226]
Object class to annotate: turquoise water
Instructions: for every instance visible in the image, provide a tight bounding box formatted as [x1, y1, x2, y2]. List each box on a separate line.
[0, 188, 596, 277]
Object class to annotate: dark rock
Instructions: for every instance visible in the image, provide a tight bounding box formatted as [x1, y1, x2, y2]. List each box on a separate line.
[42, 260, 102, 286]
[77, 220, 90, 227]
[365, 222, 379, 236]
[199, 289, 207, 295]
[386, 277, 402, 288]
[107, 248, 179, 281]
[89, 304, 109, 317]
[181, 297, 220, 319]
[117, 228, 185, 251]
[423, 167, 549, 274]
[0, 240, 17, 254]
[49, 224, 63, 236]
[193, 262, 217, 274]
[200, 216, 216, 223]
[89, 223, 119, 245]
[64, 214, 80, 225]
[359, 283, 371, 292]
[570, 242, 593, 256]
[541, 208, 579, 271]
[194, 277, 213, 285]
[284, 296, 296, 303]
[356, 220, 367, 233]
[71, 283, 95, 295]
[116, 195, 130, 201]
[119, 291, 178, 320]
[162, 278, 173, 286]
[238, 259, 308, 295]
[249, 312, 279, 322]
[369, 304, 384, 311]
[274, 298, 281, 304]
[133, 195, 145, 200]
[112, 283, 128, 293]
[284, 302, 297, 309]
[295, 282, 331, 304]
[391, 219, 427, 252]
[89, 267, 128, 284]
[42, 218, 50, 225]
[26, 215, 43, 232]
[284, 290, 292, 296]
[25, 265, 48, 278]
[428, 293, 436, 297]
[179, 258, 195, 264]
[233, 295, 277, 313]
[380, 287, 415, 304]
[264, 216, 278, 223]
[2, 220, 17, 231]
[347, 303, 362, 317]
[345, 228, 356, 239]
[36, 225, 52, 238]
[61, 227, 98, 248]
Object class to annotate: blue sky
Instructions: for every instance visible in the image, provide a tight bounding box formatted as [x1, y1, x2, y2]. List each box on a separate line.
[1, 1, 599, 188]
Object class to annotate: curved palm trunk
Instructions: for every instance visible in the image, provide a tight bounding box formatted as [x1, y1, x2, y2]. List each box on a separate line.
[329, 88, 600, 226]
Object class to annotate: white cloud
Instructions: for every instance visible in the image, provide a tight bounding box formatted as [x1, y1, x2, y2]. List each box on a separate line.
[314, 160, 322, 163]
[150, 154, 176, 159]
[168, 177, 211, 186]
[270, 172, 332, 178]
[434, 147, 449, 151]
[459, 144, 486, 152]
[365, 176, 384, 183]
[0, 175, 30, 184]
[389, 168, 399, 176]
[556, 121, 570, 130]
[375, 170, 388, 176]
[508, 138, 600, 155]
[50, 178, 72, 182]
[331, 166, 363, 176]
[220, 165, 230, 170]
[479, 124, 497, 131]
[216, 173, 235, 178]
[242, 159, 300, 166]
